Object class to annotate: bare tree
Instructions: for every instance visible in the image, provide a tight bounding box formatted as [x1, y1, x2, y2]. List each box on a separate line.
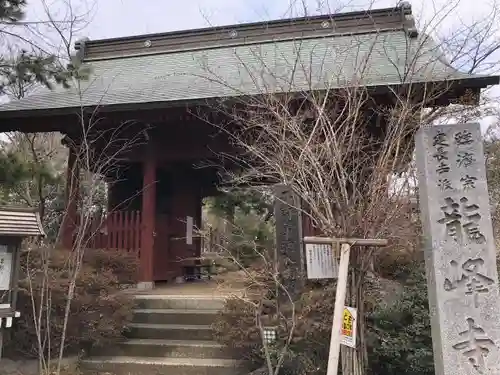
[205, 217, 296, 375]
[196, 1, 500, 374]
[6, 2, 150, 375]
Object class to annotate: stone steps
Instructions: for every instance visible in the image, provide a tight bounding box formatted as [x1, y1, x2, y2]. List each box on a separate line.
[126, 323, 214, 340]
[81, 293, 244, 375]
[99, 339, 234, 359]
[132, 308, 218, 325]
[81, 356, 246, 375]
[134, 295, 226, 310]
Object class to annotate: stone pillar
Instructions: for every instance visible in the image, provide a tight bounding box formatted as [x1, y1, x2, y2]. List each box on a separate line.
[273, 184, 304, 301]
[416, 123, 500, 375]
[61, 147, 79, 249]
[139, 157, 156, 289]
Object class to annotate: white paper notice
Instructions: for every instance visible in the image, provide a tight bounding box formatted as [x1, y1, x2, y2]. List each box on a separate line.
[0, 252, 12, 290]
[305, 243, 338, 279]
[186, 216, 193, 245]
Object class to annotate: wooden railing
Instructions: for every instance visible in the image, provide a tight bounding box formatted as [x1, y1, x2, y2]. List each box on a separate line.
[77, 210, 141, 252]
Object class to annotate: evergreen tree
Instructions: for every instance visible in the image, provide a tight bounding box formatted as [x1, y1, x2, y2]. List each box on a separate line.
[0, 0, 71, 95]
[0, 0, 74, 228]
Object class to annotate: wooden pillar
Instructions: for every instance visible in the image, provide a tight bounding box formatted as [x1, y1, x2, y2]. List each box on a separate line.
[107, 183, 115, 212]
[61, 147, 79, 249]
[139, 157, 156, 288]
[195, 193, 202, 257]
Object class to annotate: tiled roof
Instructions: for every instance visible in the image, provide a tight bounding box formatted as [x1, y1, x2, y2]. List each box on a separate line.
[0, 7, 496, 114]
[0, 208, 45, 237]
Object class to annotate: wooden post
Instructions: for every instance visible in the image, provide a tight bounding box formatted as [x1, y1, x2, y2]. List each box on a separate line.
[139, 157, 156, 289]
[327, 243, 351, 375]
[61, 147, 79, 249]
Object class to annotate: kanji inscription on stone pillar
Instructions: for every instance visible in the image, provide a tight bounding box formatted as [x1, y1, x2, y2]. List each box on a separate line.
[273, 184, 305, 301]
[416, 123, 500, 375]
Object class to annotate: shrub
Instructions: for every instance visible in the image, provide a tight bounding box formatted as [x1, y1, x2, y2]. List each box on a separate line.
[213, 284, 336, 375]
[366, 263, 434, 375]
[213, 262, 433, 375]
[212, 297, 263, 367]
[3, 247, 138, 359]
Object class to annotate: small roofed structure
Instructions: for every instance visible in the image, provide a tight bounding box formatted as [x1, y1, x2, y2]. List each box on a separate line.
[0, 207, 45, 347]
[0, 207, 46, 237]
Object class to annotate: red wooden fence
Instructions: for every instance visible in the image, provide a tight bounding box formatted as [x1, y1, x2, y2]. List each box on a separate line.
[76, 211, 141, 252]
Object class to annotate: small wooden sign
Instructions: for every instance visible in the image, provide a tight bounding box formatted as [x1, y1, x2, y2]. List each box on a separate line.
[305, 243, 338, 279]
[186, 216, 193, 245]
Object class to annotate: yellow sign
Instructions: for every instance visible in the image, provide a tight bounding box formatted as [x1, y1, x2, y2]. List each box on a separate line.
[340, 306, 357, 348]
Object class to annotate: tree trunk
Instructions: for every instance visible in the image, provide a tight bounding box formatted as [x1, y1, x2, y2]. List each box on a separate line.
[341, 247, 368, 375]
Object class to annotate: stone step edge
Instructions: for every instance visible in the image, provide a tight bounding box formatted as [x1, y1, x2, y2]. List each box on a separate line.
[81, 356, 243, 367]
[128, 323, 212, 330]
[121, 339, 223, 348]
[133, 308, 219, 315]
[133, 294, 231, 300]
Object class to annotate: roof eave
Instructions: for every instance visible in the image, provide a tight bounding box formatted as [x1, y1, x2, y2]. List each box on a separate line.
[0, 75, 496, 122]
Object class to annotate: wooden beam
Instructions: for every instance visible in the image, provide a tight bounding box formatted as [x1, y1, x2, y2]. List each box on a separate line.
[303, 236, 388, 247]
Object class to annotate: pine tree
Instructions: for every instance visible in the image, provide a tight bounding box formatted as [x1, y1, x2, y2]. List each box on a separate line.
[0, 0, 71, 96]
[0, 0, 72, 205]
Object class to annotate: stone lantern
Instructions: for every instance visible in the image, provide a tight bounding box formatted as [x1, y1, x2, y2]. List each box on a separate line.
[0, 207, 45, 357]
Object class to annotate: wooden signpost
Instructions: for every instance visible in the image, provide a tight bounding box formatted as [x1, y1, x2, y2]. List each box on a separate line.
[303, 236, 388, 375]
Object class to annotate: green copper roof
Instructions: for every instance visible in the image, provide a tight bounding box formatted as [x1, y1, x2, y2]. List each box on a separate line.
[0, 30, 495, 113]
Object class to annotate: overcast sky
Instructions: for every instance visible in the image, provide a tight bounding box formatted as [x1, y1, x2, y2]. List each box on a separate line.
[25, 0, 493, 41]
[18, 0, 499, 131]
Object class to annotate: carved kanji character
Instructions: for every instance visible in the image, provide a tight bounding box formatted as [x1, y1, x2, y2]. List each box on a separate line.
[438, 178, 453, 191]
[433, 130, 449, 147]
[436, 162, 451, 174]
[461, 175, 478, 190]
[457, 151, 476, 168]
[433, 146, 449, 162]
[444, 258, 494, 307]
[438, 197, 462, 240]
[455, 130, 474, 145]
[437, 197, 485, 244]
[453, 318, 495, 374]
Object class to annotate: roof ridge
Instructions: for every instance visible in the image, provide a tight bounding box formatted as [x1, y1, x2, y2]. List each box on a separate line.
[76, 4, 414, 62]
[83, 28, 408, 63]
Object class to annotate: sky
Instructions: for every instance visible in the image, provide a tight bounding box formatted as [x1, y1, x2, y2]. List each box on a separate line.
[21, 0, 499, 131]
[24, 0, 494, 41]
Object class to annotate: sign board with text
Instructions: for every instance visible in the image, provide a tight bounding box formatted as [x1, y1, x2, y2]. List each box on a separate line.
[0, 252, 12, 291]
[340, 306, 357, 348]
[305, 243, 338, 279]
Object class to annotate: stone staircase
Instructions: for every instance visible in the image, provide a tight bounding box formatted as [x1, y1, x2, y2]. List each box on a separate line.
[81, 293, 246, 375]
